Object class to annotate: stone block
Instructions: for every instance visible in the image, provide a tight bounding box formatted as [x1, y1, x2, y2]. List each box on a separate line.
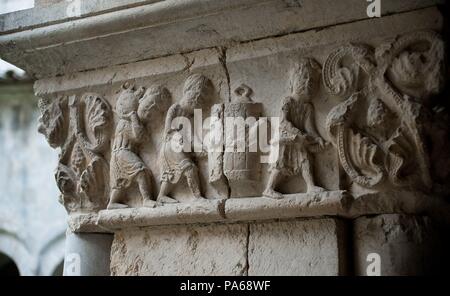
[110, 223, 248, 276]
[248, 219, 348, 276]
[353, 214, 448, 276]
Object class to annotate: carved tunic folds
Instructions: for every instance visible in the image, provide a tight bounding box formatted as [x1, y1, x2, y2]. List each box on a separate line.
[110, 117, 148, 190]
[160, 104, 195, 184]
[270, 97, 319, 176]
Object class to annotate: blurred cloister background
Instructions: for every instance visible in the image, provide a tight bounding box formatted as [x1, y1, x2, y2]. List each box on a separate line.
[0, 0, 66, 276]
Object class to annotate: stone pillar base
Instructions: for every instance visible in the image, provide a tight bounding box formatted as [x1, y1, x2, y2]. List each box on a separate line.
[110, 218, 348, 276]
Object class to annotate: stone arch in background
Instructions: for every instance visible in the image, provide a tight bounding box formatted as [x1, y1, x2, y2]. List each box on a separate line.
[52, 261, 64, 276]
[0, 252, 20, 276]
[0, 229, 66, 276]
[0, 232, 34, 276]
[36, 231, 66, 276]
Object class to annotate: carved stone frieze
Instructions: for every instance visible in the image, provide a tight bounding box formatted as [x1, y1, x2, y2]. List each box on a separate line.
[36, 28, 448, 225]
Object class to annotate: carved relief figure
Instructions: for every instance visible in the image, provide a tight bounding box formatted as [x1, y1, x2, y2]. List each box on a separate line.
[157, 74, 212, 203]
[263, 58, 326, 199]
[107, 84, 158, 209]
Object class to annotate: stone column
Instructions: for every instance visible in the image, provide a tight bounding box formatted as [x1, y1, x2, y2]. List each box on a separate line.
[1, 0, 448, 276]
[63, 230, 113, 276]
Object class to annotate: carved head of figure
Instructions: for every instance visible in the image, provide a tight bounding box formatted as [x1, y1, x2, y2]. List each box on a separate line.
[38, 96, 67, 148]
[387, 37, 444, 100]
[181, 74, 212, 111]
[55, 164, 77, 195]
[115, 83, 146, 119]
[289, 58, 321, 101]
[138, 86, 171, 122]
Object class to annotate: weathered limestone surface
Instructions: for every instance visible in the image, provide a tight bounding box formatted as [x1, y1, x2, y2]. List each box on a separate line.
[67, 191, 450, 233]
[35, 0, 64, 7]
[0, 0, 443, 78]
[110, 224, 248, 276]
[1, 0, 448, 276]
[98, 199, 226, 231]
[27, 7, 449, 223]
[110, 218, 347, 276]
[248, 219, 347, 276]
[353, 214, 448, 276]
[226, 192, 348, 222]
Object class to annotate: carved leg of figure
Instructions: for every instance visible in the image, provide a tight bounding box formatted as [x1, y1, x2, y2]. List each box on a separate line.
[263, 169, 284, 199]
[302, 157, 325, 193]
[185, 166, 204, 201]
[137, 171, 156, 208]
[157, 181, 178, 204]
[107, 189, 129, 210]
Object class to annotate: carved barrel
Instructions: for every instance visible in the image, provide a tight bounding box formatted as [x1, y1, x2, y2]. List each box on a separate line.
[223, 96, 263, 183]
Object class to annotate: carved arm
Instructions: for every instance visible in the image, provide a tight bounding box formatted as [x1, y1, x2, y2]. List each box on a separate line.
[130, 112, 145, 141]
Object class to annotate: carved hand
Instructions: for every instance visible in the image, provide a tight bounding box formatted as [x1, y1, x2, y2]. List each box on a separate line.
[315, 137, 326, 149]
[121, 111, 137, 120]
[294, 132, 308, 144]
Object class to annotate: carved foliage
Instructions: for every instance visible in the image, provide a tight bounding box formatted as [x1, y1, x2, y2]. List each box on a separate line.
[39, 93, 112, 213]
[324, 31, 445, 192]
[38, 96, 68, 149]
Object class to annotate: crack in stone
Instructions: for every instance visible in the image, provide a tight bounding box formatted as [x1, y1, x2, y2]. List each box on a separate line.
[218, 198, 227, 219]
[245, 223, 250, 276]
[181, 53, 195, 73]
[217, 46, 231, 103]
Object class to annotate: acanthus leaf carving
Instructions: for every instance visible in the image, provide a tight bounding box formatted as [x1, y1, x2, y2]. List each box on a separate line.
[39, 92, 113, 213]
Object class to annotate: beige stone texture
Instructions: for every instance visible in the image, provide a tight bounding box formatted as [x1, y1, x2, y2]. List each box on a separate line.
[248, 219, 348, 276]
[110, 218, 348, 276]
[110, 223, 248, 276]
